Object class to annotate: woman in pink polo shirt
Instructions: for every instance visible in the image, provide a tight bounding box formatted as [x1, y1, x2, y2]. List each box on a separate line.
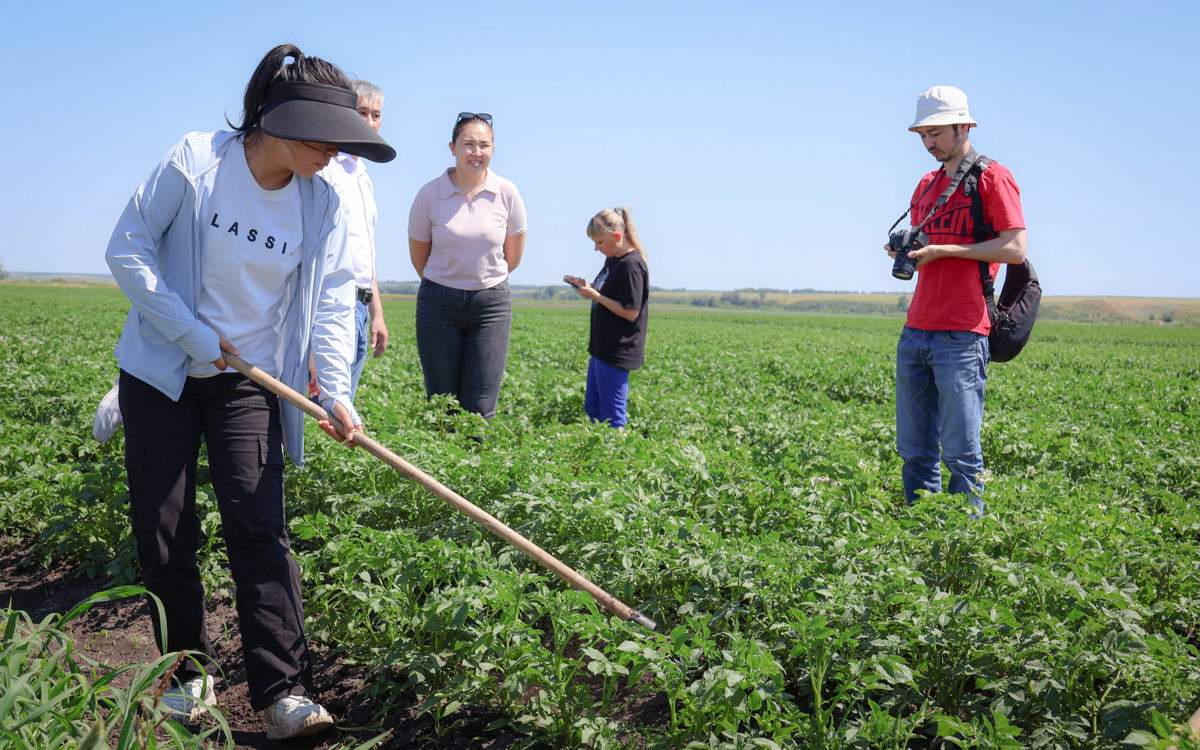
[407, 113, 527, 418]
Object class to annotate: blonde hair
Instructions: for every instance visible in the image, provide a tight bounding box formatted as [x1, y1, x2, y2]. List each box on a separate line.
[586, 206, 647, 260]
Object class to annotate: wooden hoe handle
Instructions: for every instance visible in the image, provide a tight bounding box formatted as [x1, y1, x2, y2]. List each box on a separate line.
[222, 353, 656, 631]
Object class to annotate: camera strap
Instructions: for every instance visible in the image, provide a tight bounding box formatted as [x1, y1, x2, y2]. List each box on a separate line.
[887, 149, 983, 234]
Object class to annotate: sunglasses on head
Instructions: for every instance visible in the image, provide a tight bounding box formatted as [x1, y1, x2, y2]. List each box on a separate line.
[456, 112, 493, 126]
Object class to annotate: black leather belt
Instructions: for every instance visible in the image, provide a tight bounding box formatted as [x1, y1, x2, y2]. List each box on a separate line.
[356, 288, 373, 304]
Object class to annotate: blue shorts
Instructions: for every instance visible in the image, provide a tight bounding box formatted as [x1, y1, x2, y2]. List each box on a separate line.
[584, 356, 629, 428]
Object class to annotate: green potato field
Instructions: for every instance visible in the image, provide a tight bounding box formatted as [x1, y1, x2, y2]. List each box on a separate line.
[1, 284, 1198, 749]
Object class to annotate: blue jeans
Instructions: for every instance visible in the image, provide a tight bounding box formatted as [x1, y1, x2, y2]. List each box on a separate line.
[415, 278, 512, 418]
[349, 298, 369, 401]
[585, 356, 630, 428]
[895, 327, 989, 513]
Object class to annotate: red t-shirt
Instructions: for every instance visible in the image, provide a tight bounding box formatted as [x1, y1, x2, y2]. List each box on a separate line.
[905, 161, 1025, 334]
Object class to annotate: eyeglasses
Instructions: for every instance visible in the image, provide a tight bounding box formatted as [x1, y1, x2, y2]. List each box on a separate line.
[456, 112, 493, 126]
[300, 140, 339, 156]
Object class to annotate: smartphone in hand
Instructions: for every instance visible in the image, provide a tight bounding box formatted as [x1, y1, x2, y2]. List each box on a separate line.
[563, 275, 584, 289]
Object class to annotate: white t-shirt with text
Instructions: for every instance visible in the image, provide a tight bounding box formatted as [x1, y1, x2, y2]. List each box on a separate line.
[189, 137, 303, 378]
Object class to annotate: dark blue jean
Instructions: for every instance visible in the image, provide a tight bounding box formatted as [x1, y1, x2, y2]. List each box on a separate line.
[585, 356, 630, 428]
[349, 298, 370, 401]
[415, 278, 512, 418]
[895, 327, 989, 514]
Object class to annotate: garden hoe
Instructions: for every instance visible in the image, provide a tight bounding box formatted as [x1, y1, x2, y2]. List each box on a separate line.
[223, 353, 657, 631]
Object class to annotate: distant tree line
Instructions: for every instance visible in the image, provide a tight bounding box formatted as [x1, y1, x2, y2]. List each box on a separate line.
[371, 281, 1195, 324]
[376, 281, 914, 314]
[681, 290, 910, 315]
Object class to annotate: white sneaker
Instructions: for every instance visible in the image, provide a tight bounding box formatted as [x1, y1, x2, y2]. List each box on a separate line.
[92, 383, 122, 443]
[159, 674, 216, 723]
[262, 695, 334, 740]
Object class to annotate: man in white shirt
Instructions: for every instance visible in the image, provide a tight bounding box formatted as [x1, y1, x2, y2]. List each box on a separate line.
[321, 80, 389, 399]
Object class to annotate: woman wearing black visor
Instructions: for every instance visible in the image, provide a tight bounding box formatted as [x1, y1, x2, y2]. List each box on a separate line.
[104, 43, 394, 740]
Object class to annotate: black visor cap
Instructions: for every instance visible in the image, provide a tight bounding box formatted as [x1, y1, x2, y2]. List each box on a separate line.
[259, 81, 396, 163]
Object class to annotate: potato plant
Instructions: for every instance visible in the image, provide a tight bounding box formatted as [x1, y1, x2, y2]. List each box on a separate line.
[1, 285, 1199, 748]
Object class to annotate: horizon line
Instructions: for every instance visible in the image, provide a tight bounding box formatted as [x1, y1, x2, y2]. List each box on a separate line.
[4, 272, 1198, 302]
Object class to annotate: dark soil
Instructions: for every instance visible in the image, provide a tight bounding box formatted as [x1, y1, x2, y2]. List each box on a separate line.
[0, 536, 524, 749]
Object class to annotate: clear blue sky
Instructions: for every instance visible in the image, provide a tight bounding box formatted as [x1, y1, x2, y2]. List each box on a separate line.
[2, 1, 1196, 296]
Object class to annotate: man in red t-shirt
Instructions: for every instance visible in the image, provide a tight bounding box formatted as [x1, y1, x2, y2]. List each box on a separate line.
[885, 85, 1027, 514]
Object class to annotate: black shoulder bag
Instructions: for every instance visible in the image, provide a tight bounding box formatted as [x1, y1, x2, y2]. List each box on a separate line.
[964, 156, 1041, 363]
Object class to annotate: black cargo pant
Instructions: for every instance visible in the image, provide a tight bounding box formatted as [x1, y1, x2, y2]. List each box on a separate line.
[119, 370, 312, 711]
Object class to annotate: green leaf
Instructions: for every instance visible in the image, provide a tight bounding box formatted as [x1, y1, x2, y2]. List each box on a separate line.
[1123, 730, 1157, 746]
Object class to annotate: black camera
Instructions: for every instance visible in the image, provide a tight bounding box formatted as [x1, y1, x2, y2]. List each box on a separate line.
[888, 227, 927, 280]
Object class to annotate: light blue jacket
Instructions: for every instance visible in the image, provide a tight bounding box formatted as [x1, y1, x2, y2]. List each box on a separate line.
[105, 130, 360, 465]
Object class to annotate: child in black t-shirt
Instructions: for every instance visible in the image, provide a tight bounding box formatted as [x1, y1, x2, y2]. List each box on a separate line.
[562, 206, 649, 428]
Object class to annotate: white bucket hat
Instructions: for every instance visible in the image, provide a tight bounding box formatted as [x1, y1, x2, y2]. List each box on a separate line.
[909, 85, 977, 132]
